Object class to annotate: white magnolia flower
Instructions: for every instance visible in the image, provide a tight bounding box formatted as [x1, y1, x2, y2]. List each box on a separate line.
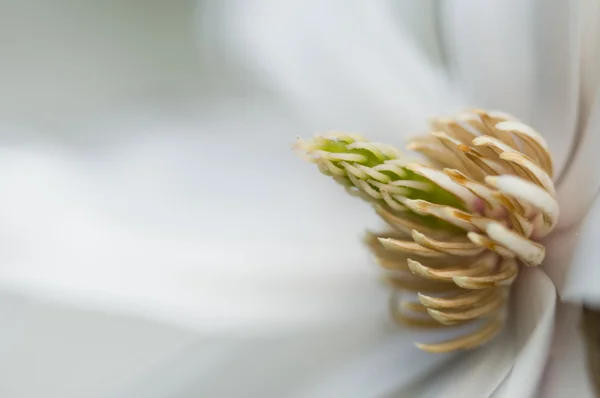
[0, 1, 598, 397]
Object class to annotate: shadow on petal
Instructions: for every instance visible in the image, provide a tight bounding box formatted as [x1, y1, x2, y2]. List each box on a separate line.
[538, 303, 595, 398]
[558, 196, 600, 306]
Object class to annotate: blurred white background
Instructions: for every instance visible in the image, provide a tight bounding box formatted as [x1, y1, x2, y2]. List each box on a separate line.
[0, 2, 205, 397]
[0, 2, 203, 133]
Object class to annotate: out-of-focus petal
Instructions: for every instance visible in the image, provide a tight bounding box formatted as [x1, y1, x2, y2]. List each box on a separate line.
[559, 195, 600, 305]
[279, 329, 457, 398]
[476, 268, 556, 398]
[0, 291, 199, 398]
[441, 0, 535, 120]
[393, 329, 515, 397]
[391, 267, 556, 397]
[441, 0, 580, 176]
[578, 0, 600, 128]
[115, 324, 461, 397]
[390, 0, 446, 67]
[555, 88, 600, 230]
[0, 103, 392, 332]
[542, 104, 600, 297]
[539, 220, 582, 297]
[198, 0, 462, 142]
[537, 303, 595, 398]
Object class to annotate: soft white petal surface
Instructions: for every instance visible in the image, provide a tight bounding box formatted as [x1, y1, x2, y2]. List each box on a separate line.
[578, 0, 600, 129]
[0, 291, 199, 398]
[110, 324, 461, 398]
[540, 221, 583, 298]
[493, 268, 557, 397]
[560, 195, 600, 306]
[555, 91, 600, 229]
[197, 0, 463, 142]
[0, 104, 391, 332]
[537, 303, 595, 398]
[441, 0, 580, 176]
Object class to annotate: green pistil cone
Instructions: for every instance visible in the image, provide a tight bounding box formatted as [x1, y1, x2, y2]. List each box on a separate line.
[296, 134, 464, 232]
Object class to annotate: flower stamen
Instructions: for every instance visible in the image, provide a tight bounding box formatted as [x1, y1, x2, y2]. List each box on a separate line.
[295, 110, 558, 352]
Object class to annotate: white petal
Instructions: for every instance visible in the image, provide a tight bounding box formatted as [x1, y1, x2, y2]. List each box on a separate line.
[441, 0, 536, 123]
[536, 303, 595, 398]
[525, 0, 580, 177]
[578, 0, 600, 138]
[441, 0, 580, 176]
[0, 291, 198, 398]
[395, 329, 515, 397]
[289, 327, 458, 398]
[0, 106, 387, 333]
[545, 0, 600, 229]
[539, 219, 581, 297]
[493, 268, 556, 398]
[555, 92, 600, 229]
[200, 0, 463, 141]
[560, 195, 600, 305]
[126, 323, 457, 397]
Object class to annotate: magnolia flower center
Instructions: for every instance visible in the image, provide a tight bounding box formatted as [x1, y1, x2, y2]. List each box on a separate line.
[296, 109, 558, 353]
